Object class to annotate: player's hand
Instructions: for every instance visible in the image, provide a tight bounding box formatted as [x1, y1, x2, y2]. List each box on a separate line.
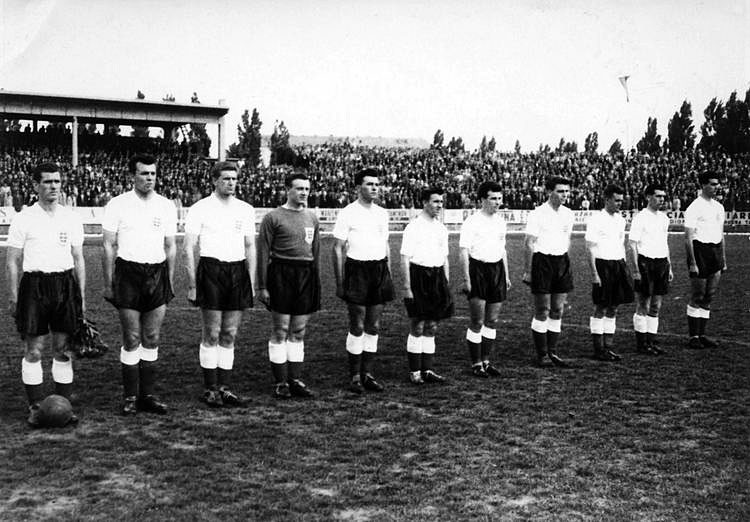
[722, 261, 728, 272]
[522, 271, 532, 286]
[187, 287, 198, 307]
[8, 300, 17, 319]
[506, 278, 512, 291]
[461, 281, 471, 296]
[668, 270, 674, 282]
[257, 289, 270, 308]
[335, 285, 344, 299]
[689, 262, 699, 275]
[403, 288, 414, 300]
[592, 273, 601, 286]
[631, 272, 641, 281]
[103, 285, 116, 307]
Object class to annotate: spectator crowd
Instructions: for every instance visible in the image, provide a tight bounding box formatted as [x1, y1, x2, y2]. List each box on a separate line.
[2, 130, 750, 211]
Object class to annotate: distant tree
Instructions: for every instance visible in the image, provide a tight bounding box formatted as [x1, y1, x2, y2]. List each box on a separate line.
[487, 136, 496, 152]
[667, 100, 695, 153]
[447, 136, 465, 155]
[584, 132, 599, 154]
[185, 92, 211, 155]
[636, 117, 661, 154]
[556, 137, 566, 153]
[608, 139, 623, 156]
[514, 140, 521, 154]
[162, 93, 175, 102]
[270, 120, 295, 166]
[479, 135, 488, 156]
[563, 140, 578, 153]
[432, 129, 444, 149]
[136, 90, 145, 99]
[227, 108, 263, 169]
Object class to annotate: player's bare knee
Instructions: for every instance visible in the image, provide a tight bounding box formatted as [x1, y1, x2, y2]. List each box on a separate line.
[219, 328, 237, 346]
[122, 331, 141, 350]
[484, 318, 499, 330]
[272, 328, 288, 344]
[469, 319, 484, 332]
[289, 327, 306, 342]
[24, 347, 43, 363]
[141, 330, 160, 349]
[423, 321, 438, 337]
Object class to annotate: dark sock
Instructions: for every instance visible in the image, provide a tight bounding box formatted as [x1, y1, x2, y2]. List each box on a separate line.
[480, 337, 495, 362]
[203, 368, 218, 389]
[54, 382, 72, 400]
[288, 362, 302, 381]
[361, 351, 375, 376]
[271, 362, 288, 384]
[687, 315, 699, 337]
[347, 353, 361, 378]
[532, 331, 547, 359]
[218, 369, 232, 388]
[25, 384, 44, 405]
[592, 334, 604, 353]
[121, 363, 139, 398]
[407, 353, 421, 372]
[467, 341, 481, 365]
[139, 360, 157, 397]
[421, 353, 434, 372]
[546, 331, 560, 355]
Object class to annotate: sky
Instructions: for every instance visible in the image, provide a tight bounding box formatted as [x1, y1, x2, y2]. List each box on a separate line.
[1, 0, 749, 154]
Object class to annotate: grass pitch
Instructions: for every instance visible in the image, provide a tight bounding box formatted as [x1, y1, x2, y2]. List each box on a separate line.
[0, 235, 748, 520]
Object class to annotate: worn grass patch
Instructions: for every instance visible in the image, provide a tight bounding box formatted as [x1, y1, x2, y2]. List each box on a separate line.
[0, 235, 748, 520]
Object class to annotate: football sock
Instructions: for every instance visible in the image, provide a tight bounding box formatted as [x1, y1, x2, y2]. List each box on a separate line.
[218, 344, 235, 388]
[480, 325, 496, 362]
[139, 345, 158, 397]
[546, 318, 561, 355]
[407, 334, 422, 372]
[686, 305, 701, 338]
[287, 341, 304, 381]
[590, 317, 604, 353]
[120, 346, 140, 398]
[346, 333, 364, 378]
[268, 341, 288, 384]
[466, 328, 482, 365]
[22, 358, 44, 405]
[530, 318, 548, 360]
[646, 315, 659, 346]
[199, 343, 219, 389]
[633, 313, 648, 349]
[361, 334, 378, 376]
[52, 357, 74, 400]
[421, 336, 436, 371]
[602, 316, 616, 349]
[698, 308, 709, 336]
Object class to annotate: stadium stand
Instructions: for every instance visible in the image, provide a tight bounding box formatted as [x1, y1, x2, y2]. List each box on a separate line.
[1, 129, 749, 211]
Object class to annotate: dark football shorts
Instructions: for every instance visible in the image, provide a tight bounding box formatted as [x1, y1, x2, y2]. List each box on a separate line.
[689, 241, 723, 279]
[112, 258, 174, 313]
[530, 252, 574, 295]
[16, 270, 81, 337]
[342, 257, 394, 306]
[196, 257, 253, 311]
[467, 257, 507, 303]
[404, 264, 454, 321]
[591, 258, 634, 307]
[634, 255, 670, 297]
[267, 258, 320, 315]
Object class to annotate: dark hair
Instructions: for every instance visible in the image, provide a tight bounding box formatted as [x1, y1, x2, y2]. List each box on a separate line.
[285, 172, 309, 188]
[354, 167, 380, 186]
[698, 171, 717, 186]
[603, 184, 625, 198]
[644, 183, 665, 196]
[477, 181, 502, 200]
[420, 186, 444, 203]
[128, 154, 157, 174]
[545, 176, 570, 191]
[32, 162, 59, 183]
[211, 161, 238, 179]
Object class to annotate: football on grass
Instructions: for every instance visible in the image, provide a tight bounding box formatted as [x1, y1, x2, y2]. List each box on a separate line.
[38, 395, 73, 428]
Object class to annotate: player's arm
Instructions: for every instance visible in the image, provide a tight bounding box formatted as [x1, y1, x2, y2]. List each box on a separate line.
[585, 239, 600, 285]
[400, 253, 413, 299]
[255, 217, 272, 306]
[443, 255, 450, 283]
[522, 233, 536, 284]
[459, 247, 471, 294]
[720, 231, 727, 271]
[244, 233, 257, 294]
[183, 232, 199, 303]
[332, 238, 347, 298]
[503, 247, 511, 290]
[627, 238, 641, 280]
[684, 226, 698, 275]
[5, 246, 23, 317]
[164, 234, 177, 289]
[102, 230, 118, 302]
[72, 244, 86, 313]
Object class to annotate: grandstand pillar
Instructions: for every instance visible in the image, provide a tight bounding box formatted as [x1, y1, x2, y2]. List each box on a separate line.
[218, 116, 226, 160]
[71, 116, 79, 167]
